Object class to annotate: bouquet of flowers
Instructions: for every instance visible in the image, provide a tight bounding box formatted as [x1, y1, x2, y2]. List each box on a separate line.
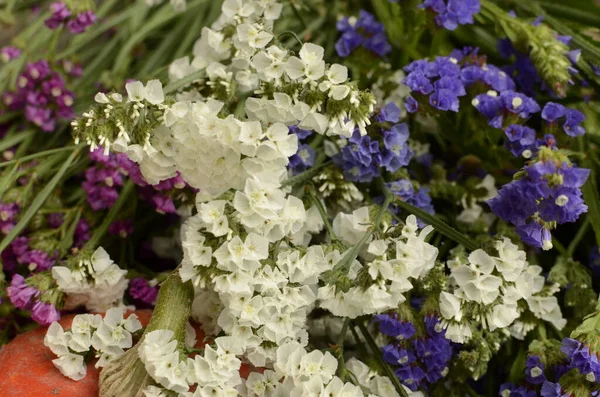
[1, 0, 600, 396]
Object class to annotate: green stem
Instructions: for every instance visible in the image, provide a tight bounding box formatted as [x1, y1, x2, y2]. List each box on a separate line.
[308, 186, 337, 241]
[566, 217, 590, 257]
[356, 321, 409, 397]
[552, 238, 567, 256]
[282, 160, 333, 187]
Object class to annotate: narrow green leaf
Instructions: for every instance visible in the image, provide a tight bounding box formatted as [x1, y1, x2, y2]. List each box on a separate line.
[0, 131, 34, 153]
[582, 163, 600, 249]
[356, 321, 409, 397]
[393, 199, 479, 251]
[0, 145, 79, 169]
[0, 148, 81, 254]
[57, 209, 82, 256]
[0, 162, 20, 197]
[164, 69, 207, 95]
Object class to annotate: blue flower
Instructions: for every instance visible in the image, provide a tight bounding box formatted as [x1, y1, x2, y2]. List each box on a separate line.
[335, 131, 381, 182]
[387, 179, 435, 226]
[288, 143, 316, 175]
[335, 11, 391, 58]
[395, 365, 426, 390]
[374, 314, 417, 339]
[381, 124, 414, 172]
[405, 96, 419, 113]
[589, 246, 600, 276]
[382, 344, 415, 366]
[420, 0, 481, 31]
[289, 125, 313, 140]
[540, 381, 569, 397]
[504, 124, 536, 158]
[541, 103, 586, 137]
[524, 355, 546, 385]
[377, 102, 402, 123]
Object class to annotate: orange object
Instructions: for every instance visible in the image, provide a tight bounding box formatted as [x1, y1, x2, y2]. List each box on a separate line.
[0, 310, 152, 396]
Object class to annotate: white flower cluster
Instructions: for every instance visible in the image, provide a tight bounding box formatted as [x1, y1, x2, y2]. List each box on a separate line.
[319, 213, 438, 318]
[179, 195, 331, 366]
[140, 338, 418, 397]
[44, 308, 142, 380]
[51, 247, 129, 312]
[169, 0, 376, 137]
[439, 237, 566, 343]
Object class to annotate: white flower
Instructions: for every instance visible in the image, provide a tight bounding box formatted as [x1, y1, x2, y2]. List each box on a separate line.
[488, 303, 519, 331]
[44, 322, 70, 356]
[237, 23, 273, 49]
[125, 80, 164, 104]
[285, 43, 325, 82]
[52, 353, 87, 381]
[451, 249, 502, 304]
[439, 291, 463, 321]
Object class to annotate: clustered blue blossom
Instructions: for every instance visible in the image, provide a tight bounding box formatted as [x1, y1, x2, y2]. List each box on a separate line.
[335, 10, 392, 58]
[403, 49, 515, 114]
[288, 126, 316, 175]
[375, 314, 453, 391]
[541, 102, 586, 137]
[488, 152, 589, 249]
[334, 103, 413, 183]
[419, 0, 481, 31]
[386, 179, 435, 226]
[501, 338, 600, 396]
[472, 90, 540, 129]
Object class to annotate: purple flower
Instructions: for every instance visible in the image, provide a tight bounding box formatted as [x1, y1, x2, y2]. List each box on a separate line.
[289, 143, 316, 174]
[1, 46, 21, 62]
[335, 11, 391, 58]
[109, 219, 134, 238]
[374, 314, 416, 340]
[387, 179, 435, 226]
[20, 249, 56, 272]
[335, 130, 382, 183]
[31, 301, 60, 325]
[541, 102, 567, 122]
[405, 96, 419, 113]
[563, 109, 586, 137]
[0, 201, 19, 234]
[382, 344, 415, 366]
[7, 274, 39, 310]
[504, 124, 536, 158]
[524, 355, 546, 384]
[289, 125, 313, 140]
[540, 381, 568, 397]
[420, 0, 480, 31]
[66, 11, 97, 34]
[381, 124, 413, 172]
[45, 2, 71, 29]
[395, 365, 426, 390]
[48, 213, 64, 228]
[74, 219, 92, 248]
[377, 102, 402, 123]
[129, 278, 159, 305]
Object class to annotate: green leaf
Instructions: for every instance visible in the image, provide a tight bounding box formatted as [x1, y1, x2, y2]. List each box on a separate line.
[0, 148, 81, 254]
[393, 199, 479, 251]
[582, 159, 600, 249]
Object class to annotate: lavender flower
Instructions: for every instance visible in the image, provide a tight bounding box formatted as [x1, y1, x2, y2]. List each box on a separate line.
[31, 301, 61, 325]
[4, 60, 75, 132]
[45, 2, 96, 34]
[0, 46, 21, 62]
[7, 274, 39, 310]
[0, 201, 19, 234]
